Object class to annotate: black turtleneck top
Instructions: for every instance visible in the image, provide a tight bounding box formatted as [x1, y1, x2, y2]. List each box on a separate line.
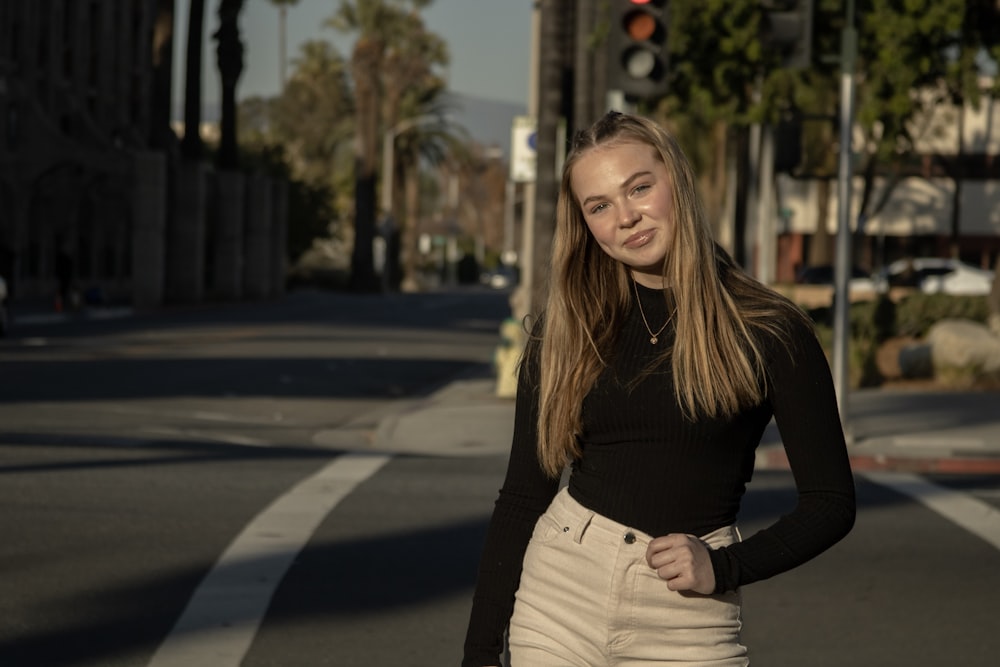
[462, 282, 856, 667]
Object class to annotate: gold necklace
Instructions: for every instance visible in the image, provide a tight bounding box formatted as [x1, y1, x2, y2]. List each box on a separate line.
[632, 278, 674, 344]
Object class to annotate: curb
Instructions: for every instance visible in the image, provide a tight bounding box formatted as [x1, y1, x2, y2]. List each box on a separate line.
[12, 307, 134, 326]
[755, 445, 1000, 475]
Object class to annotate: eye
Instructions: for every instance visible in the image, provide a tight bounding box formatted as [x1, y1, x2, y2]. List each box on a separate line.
[588, 201, 609, 215]
[631, 183, 651, 196]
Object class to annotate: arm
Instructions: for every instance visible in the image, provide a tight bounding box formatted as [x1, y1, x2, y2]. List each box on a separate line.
[462, 338, 561, 667]
[708, 316, 857, 593]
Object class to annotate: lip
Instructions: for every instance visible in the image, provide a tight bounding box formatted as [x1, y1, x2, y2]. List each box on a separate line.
[623, 229, 655, 248]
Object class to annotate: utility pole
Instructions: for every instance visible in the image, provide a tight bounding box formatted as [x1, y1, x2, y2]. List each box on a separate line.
[833, 0, 857, 437]
[512, 3, 541, 323]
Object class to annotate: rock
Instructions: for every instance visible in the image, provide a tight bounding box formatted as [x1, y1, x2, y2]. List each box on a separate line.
[927, 319, 1000, 385]
[989, 312, 1000, 338]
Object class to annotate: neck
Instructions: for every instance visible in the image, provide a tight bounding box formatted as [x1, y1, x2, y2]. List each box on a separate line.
[630, 269, 666, 290]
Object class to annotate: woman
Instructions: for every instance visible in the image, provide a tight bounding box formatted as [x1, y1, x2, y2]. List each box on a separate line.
[463, 112, 856, 666]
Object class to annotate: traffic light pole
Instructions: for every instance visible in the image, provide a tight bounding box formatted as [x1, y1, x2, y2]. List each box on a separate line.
[832, 0, 857, 439]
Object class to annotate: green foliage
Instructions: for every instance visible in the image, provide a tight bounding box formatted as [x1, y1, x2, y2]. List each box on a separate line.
[809, 291, 993, 388]
[832, 295, 898, 344]
[656, 0, 1000, 227]
[893, 292, 992, 337]
[661, 0, 763, 125]
[238, 144, 337, 263]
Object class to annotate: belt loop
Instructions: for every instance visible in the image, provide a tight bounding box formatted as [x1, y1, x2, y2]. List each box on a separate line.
[574, 512, 594, 544]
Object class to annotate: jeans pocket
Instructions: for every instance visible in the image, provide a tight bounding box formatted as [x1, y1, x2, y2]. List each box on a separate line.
[529, 512, 566, 545]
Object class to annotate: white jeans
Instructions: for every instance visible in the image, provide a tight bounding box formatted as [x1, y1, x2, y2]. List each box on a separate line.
[509, 488, 748, 666]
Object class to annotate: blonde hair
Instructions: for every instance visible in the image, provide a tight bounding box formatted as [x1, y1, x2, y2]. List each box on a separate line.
[532, 112, 808, 478]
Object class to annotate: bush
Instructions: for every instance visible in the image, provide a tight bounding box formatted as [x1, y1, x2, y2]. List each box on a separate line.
[805, 292, 993, 389]
[894, 293, 990, 337]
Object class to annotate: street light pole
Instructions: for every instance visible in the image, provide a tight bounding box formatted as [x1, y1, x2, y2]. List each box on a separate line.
[833, 0, 857, 438]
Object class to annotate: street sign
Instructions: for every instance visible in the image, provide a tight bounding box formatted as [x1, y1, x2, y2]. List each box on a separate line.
[510, 115, 537, 183]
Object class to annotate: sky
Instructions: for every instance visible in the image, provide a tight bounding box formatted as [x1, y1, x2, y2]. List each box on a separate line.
[172, 0, 535, 109]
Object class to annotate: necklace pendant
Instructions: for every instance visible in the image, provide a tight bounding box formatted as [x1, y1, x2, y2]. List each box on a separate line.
[650, 335, 658, 344]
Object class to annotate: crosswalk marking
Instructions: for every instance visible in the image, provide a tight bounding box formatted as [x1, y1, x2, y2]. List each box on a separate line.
[863, 472, 1000, 551]
[147, 452, 392, 667]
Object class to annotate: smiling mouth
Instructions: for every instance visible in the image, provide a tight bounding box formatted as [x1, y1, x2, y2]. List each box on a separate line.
[624, 230, 655, 248]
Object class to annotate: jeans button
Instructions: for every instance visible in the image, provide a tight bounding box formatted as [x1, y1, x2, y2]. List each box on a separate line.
[623, 531, 636, 544]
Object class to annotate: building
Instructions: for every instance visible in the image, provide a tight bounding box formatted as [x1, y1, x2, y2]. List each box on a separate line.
[772, 83, 1000, 283]
[0, 0, 286, 311]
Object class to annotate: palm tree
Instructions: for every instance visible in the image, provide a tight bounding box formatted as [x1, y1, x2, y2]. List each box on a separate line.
[394, 93, 468, 291]
[377, 8, 453, 291]
[328, 0, 433, 292]
[530, 0, 574, 310]
[150, 0, 176, 150]
[268, 39, 355, 207]
[213, 0, 246, 170]
[181, 0, 206, 160]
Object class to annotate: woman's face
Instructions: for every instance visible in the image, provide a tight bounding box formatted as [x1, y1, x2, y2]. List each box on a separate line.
[570, 141, 675, 289]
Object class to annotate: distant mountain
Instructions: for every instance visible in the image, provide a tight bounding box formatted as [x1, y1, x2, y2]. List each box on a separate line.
[174, 92, 526, 159]
[443, 92, 527, 159]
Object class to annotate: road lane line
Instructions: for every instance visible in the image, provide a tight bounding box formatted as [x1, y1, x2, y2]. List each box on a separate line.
[863, 472, 1000, 551]
[147, 452, 392, 667]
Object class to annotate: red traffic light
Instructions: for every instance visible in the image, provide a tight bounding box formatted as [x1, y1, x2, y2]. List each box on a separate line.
[624, 11, 656, 41]
[609, 0, 669, 100]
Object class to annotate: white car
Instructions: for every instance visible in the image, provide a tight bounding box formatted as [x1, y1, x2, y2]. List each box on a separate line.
[875, 257, 996, 296]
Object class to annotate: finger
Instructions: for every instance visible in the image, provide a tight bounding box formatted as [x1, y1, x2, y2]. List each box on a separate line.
[650, 542, 695, 570]
[645, 533, 686, 564]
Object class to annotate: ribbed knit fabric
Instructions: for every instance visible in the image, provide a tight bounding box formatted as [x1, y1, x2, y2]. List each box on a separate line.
[462, 282, 856, 667]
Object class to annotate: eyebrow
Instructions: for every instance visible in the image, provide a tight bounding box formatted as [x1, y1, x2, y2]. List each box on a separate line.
[580, 170, 655, 208]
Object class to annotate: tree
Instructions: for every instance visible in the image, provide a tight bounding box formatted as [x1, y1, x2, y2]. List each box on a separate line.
[649, 0, 764, 263]
[376, 9, 455, 290]
[267, 41, 355, 189]
[238, 39, 356, 269]
[394, 94, 468, 291]
[650, 1, 1000, 271]
[213, 0, 246, 170]
[181, 0, 206, 160]
[530, 0, 575, 312]
[327, 0, 434, 293]
[150, 0, 177, 151]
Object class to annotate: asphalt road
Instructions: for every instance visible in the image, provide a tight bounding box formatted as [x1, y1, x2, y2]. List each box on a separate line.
[1, 287, 998, 666]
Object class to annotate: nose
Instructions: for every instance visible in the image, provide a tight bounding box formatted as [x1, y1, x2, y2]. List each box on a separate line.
[619, 205, 640, 227]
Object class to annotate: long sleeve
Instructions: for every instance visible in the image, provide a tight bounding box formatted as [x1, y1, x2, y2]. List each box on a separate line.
[462, 290, 857, 663]
[462, 339, 561, 667]
[708, 316, 857, 592]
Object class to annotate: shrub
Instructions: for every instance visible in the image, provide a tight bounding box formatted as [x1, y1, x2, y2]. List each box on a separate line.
[805, 292, 993, 389]
[894, 293, 990, 337]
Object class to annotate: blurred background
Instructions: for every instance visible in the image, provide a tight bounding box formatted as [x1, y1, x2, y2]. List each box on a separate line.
[0, 0, 998, 322]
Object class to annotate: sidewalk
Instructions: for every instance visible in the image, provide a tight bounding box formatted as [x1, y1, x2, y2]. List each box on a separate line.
[7, 301, 135, 326]
[369, 373, 1000, 475]
[8, 299, 998, 474]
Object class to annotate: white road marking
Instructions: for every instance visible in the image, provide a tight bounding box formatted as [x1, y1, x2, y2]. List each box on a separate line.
[890, 436, 986, 448]
[147, 452, 392, 667]
[863, 472, 1000, 551]
[99, 404, 289, 425]
[141, 426, 271, 447]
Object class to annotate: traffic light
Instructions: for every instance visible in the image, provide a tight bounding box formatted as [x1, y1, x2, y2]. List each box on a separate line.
[608, 0, 670, 102]
[760, 0, 813, 70]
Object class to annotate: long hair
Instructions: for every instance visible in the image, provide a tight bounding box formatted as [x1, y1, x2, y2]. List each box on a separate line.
[533, 111, 810, 478]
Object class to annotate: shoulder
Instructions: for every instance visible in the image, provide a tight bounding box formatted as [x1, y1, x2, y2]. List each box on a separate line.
[748, 300, 822, 363]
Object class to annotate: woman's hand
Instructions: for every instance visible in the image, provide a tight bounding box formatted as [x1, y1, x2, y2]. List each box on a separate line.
[645, 533, 715, 594]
